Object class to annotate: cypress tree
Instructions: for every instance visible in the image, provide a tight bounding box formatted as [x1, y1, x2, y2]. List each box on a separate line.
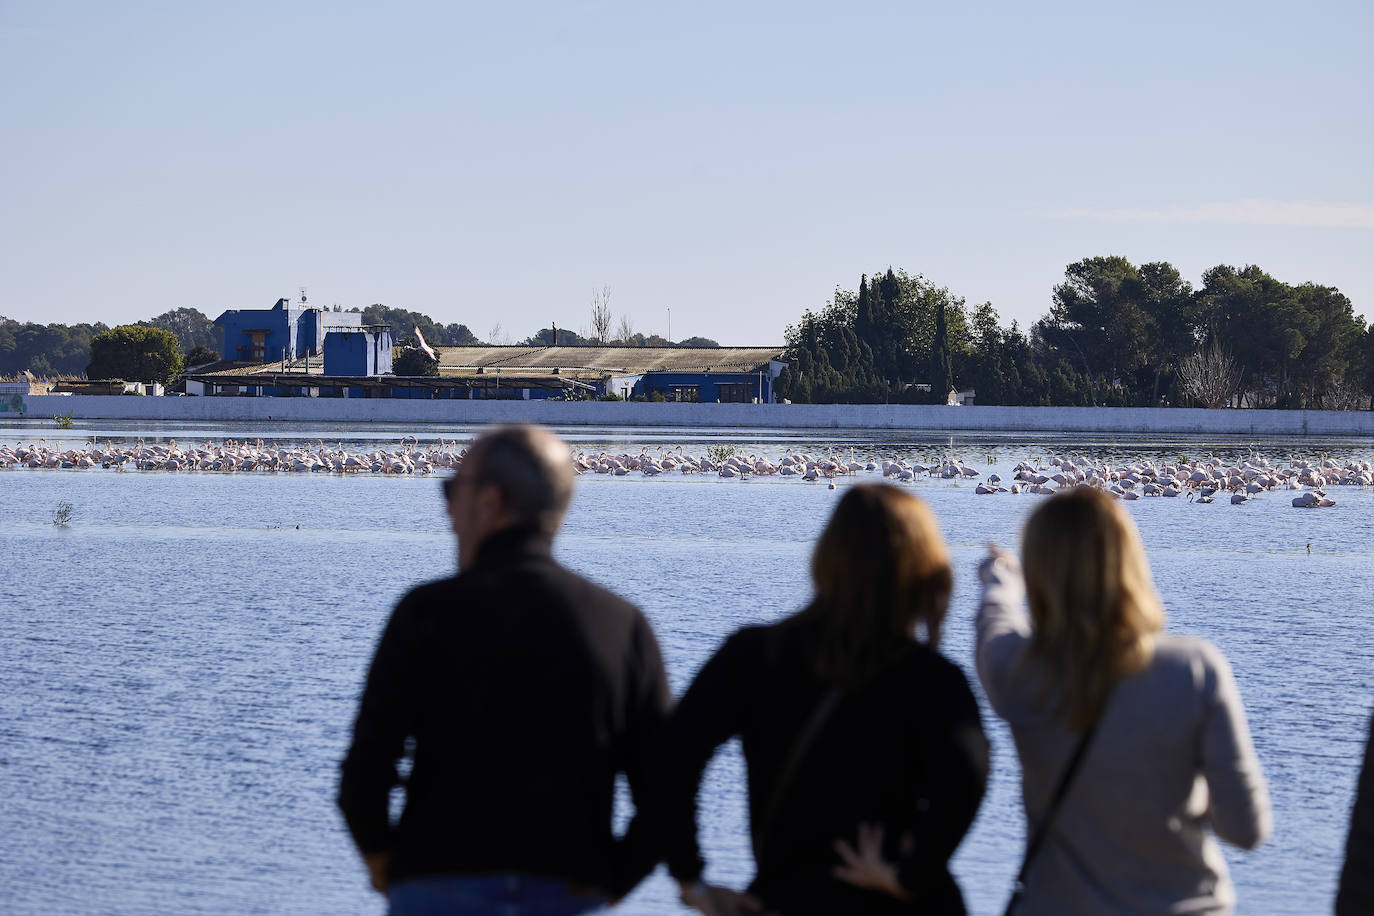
[930, 301, 953, 402]
[855, 275, 873, 352]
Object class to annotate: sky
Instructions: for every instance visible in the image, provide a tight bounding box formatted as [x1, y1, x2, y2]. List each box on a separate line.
[2, 1, 1371, 345]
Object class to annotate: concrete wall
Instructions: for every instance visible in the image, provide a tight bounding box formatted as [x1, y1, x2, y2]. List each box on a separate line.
[10, 395, 1374, 436]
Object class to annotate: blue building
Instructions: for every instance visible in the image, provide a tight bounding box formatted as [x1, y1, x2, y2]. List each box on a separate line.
[214, 297, 364, 363]
[323, 327, 393, 376]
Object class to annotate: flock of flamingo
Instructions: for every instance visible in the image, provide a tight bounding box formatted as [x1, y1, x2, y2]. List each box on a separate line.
[572, 448, 1363, 507]
[3, 437, 1370, 509]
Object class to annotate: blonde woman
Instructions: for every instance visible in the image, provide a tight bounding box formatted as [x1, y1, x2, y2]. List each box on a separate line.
[977, 486, 1271, 915]
[662, 484, 988, 915]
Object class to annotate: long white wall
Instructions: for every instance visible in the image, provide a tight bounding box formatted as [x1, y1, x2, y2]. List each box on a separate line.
[11, 395, 1374, 436]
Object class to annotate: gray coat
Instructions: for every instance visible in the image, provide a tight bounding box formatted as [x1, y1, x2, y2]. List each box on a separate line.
[977, 560, 1272, 915]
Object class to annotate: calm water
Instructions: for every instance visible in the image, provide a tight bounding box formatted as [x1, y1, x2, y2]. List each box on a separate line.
[2, 421, 1373, 914]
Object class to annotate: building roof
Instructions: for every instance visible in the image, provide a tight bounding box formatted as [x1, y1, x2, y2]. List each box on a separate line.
[192, 355, 324, 376]
[434, 345, 785, 375]
[182, 346, 785, 382]
[182, 370, 592, 392]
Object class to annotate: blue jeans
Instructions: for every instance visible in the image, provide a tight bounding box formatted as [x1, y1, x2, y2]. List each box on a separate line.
[388, 874, 609, 916]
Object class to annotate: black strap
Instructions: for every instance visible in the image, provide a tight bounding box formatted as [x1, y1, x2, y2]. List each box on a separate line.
[754, 649, 907, 871]
[1004, 717, 1102, 916]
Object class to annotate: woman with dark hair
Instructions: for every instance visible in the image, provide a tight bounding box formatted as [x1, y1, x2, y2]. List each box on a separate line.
[660, 484, 988, 915]
[977, 486, 1271, 915]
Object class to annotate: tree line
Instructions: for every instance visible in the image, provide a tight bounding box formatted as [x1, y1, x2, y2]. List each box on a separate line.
[777, 259, 1374, 409]
[0, 307, 222, 377]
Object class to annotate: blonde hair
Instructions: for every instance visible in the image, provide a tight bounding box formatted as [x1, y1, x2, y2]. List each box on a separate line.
[1021, 486, 1165, 730]
[805, 484, 953, 683]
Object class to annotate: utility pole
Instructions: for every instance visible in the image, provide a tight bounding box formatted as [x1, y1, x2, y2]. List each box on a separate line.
[667, 308, 671, 344]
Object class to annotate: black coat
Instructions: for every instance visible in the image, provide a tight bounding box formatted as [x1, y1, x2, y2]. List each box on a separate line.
[659, 617, 989, 915]
[337, 526, 671, 898]
[1339, 706, 1374, 914]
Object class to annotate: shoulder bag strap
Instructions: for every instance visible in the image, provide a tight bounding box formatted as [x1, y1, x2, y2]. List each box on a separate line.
[1004, 716, 1103, 916]
[755, 686, 843, 858]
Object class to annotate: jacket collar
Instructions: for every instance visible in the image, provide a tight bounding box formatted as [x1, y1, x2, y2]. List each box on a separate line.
[471, 523, 554, 568]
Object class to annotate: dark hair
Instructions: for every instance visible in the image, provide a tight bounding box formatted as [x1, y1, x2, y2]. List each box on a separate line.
[801, 484, 952, 683]
[445, 425, 574, 535]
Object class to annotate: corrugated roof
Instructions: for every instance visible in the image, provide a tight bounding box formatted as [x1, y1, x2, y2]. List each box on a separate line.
[198, 355, 324, 376]
[184, 346, 786, 379]
[434, 345, 784, 374]
[182, 371, 589, 391]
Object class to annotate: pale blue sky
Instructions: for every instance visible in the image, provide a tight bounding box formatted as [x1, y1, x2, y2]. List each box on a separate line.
[3, 1, 1371, 344]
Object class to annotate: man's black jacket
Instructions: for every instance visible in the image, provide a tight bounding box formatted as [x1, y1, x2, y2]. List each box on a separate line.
[1339, 706, 1374, 914]
[338, 525, 671, 897]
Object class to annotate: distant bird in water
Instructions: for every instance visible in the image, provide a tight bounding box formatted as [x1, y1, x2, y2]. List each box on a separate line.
[1307, 542, 1312, 554]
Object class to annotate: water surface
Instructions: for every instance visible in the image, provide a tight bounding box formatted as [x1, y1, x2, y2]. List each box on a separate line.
[2, 422, 1372, 914]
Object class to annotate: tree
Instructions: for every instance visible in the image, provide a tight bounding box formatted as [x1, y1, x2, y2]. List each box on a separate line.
[1135, 262, 1197, 404]
[614, 315, 636, 344]
[444, 323, 478, 346]
[0, 316, 108, 376]
[677, 336, 720, 348]
[1196, 264, 1299, 406]
[966, 302, 1008, 404]
[361, 304, 477, 347]
[184, 345, 220, 367]
[1037, 256, 1158, 405]
[139, 307, 216, 352]
[929, 301, 953, 402]
[589, 286, 613, 344]
[1177, 342, 1242, 408]
[1286, 283, 1363, 407]
[1364, 325, 1374, 410]
[87, 326, 184, 384]
[522, 327, 590, 347]
[393, 347, 439, 376]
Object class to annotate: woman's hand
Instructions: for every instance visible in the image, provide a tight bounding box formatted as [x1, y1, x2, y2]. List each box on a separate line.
[363, 852, 389, 893]
[678, 879, 767, 916]
[978, 541, 1019, 584]
[832, 822, 910, 901]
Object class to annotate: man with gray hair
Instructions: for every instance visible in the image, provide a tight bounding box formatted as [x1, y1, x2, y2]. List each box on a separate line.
[339, 425, 670, 914]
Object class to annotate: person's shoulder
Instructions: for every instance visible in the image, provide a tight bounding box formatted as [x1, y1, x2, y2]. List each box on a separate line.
[689, 623, 772, 670]
[724, 623, 772, 654]
[901, 644, 978, 694]
[553, 563, 643, 619]
[401, 575, 460, 601]
[391, 576, 461, 617]
[538, 561, 660, 643]
[1148, 634, 1235, 692]
[701, 624, 774, 680]
[1153, 633, 1229, 668]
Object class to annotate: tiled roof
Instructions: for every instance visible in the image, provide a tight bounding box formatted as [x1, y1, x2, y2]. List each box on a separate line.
[433, 346, 785, 374]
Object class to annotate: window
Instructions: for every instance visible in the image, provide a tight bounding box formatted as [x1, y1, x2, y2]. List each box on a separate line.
[671, 385, 699, 403]
[717, 383, 752, 403]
